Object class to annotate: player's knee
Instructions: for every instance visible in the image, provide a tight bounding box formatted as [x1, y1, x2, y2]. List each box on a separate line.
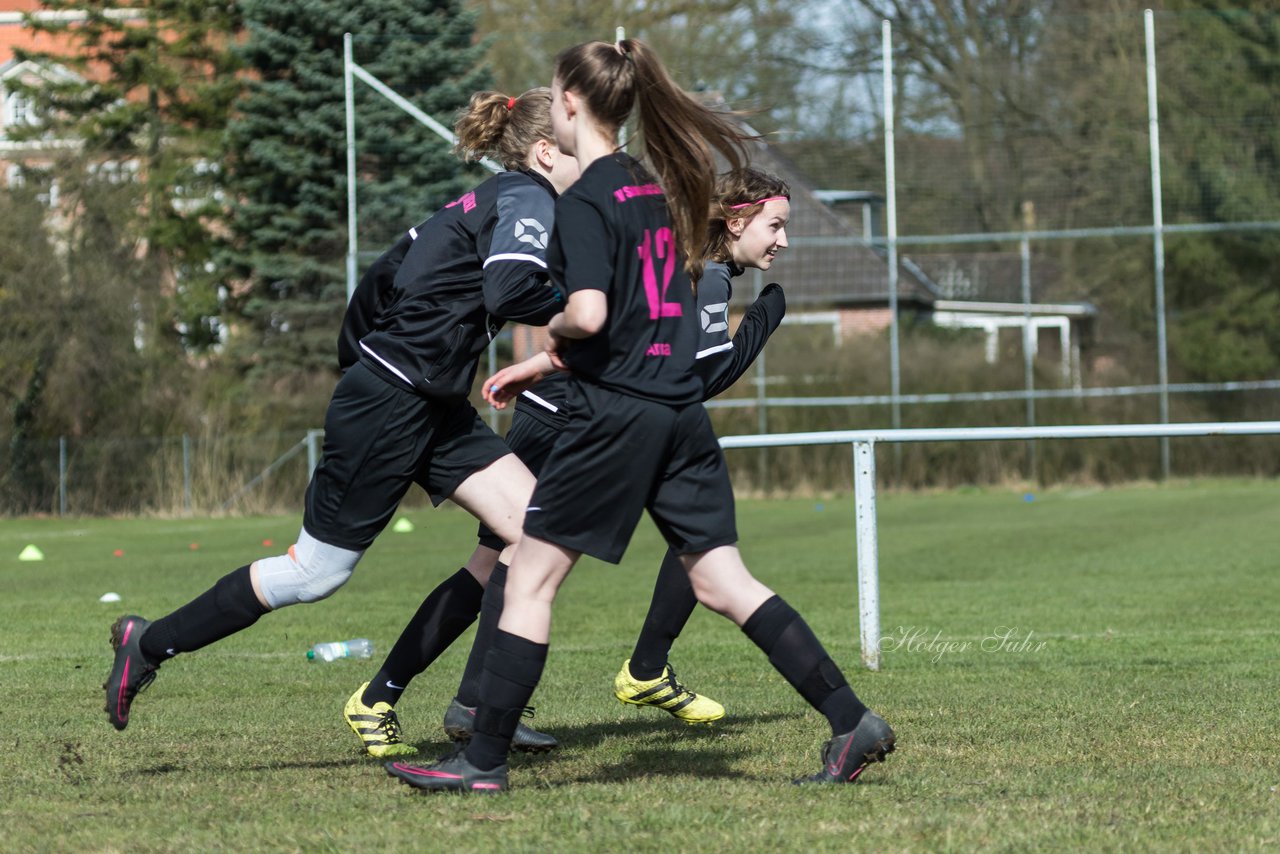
[254, 530, 363, 609]
[688, 574, 733, 617]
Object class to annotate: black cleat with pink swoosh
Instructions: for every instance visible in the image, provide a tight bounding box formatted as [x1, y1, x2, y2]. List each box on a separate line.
[103, 615, 160, 731]
[386, 750, 508, 794]
[794, 710, 896, 785]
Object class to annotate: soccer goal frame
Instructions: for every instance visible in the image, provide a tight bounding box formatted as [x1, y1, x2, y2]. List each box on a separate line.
[342, 32, 501, 302]
[720, 420, 1280, 671]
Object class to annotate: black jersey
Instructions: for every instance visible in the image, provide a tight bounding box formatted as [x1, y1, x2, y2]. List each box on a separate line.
[547, 153, 701, 405]
[515, 260, 786, 429]
[342, 170, 564, 398]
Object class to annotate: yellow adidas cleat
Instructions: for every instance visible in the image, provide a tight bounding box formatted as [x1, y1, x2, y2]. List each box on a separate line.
[613, 659, 725, 724]
[344, 682, 417, 758]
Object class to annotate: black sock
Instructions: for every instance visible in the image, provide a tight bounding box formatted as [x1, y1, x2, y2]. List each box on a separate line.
[465, 629, 547, 771]
[140, 565, 269, 662]
[455, 562, 507, 707]
[741, 595, 867, 735]
[629, 549, 697, 680]
[362, 568, 484, 707]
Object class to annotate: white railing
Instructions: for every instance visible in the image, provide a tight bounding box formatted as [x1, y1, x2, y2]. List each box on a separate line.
[719, 420, 1280, 670]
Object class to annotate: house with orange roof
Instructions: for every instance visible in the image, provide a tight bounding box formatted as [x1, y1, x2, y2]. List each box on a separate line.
[3, 2, 77, 195]
[1, 3, 149, 195]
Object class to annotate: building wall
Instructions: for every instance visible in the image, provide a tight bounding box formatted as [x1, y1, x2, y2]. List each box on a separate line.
[839, 307, 894, 337]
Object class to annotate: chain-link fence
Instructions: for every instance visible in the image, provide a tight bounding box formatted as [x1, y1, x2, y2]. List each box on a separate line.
[6, 9, 1278, 516]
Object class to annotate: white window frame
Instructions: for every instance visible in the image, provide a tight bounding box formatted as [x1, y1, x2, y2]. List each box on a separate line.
[4, 89, 35, 128]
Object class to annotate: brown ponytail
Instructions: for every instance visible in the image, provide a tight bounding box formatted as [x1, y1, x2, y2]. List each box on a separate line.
[453, 87, 553, 172]
[554, 39, 755, 281]
[705, 168, 791, 263]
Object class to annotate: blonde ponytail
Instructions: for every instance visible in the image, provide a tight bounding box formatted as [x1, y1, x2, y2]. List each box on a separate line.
[453, 88, 553, 172]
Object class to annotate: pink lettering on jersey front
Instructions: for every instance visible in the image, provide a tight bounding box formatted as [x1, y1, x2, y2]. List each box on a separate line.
[646, 343, 672, 357]
[613, 184, 663, 204]
[446, 191, 477, 213]
[636, 227, 683, 320]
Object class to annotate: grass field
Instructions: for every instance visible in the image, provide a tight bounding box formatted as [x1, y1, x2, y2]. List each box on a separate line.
[3, 480, 1279, 852]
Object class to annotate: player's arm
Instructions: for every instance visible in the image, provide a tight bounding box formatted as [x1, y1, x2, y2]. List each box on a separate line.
[550, 291, 607, 338]
[699, 282, 786, 400]
[482, 351, 559, 409]
[545, 194, 612, 348]
[481, 180, 564, 324]
[481, 261, 564, 325]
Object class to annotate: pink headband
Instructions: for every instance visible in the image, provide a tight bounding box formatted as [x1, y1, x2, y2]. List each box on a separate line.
[728, 195, 789, 210]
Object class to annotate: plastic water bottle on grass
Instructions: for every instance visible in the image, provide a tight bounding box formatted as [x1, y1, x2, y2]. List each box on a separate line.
[307, 638, 373, 662]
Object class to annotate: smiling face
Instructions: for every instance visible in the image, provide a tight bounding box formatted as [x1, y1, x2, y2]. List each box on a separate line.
[728, 198, 791, 270]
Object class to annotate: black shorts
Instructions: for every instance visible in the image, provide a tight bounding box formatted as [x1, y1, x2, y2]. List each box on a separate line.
[475, 407, 560, 551]
[304, 361, 511, 550]
[523, 379, 738, 564]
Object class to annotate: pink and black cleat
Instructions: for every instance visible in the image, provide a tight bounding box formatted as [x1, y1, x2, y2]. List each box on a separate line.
[103, 615, 160, 731]
[794, 709, 896, 785]
[385, 751, 508, 794]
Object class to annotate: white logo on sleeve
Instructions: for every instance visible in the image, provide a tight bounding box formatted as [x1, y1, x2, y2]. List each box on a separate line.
[700, 301, 729, 334]
[514, 217, 548, 249]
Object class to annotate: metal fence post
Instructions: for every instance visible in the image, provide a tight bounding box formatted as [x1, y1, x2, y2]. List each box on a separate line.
[306, 429, 322, 473]
[59, 436, 67, 517]
[1021, 234, 1037, 478]
[753, 268, 768, 493]
[182, 434, 192, 515]
[853, 439, 881, 670]
[487, 340, 498, 432]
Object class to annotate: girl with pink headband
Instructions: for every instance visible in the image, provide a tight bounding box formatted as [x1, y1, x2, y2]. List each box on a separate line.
[388, 39, 895, 793]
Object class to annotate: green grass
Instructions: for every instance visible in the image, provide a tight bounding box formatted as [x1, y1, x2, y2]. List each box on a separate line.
[3, 481, 1279, 852]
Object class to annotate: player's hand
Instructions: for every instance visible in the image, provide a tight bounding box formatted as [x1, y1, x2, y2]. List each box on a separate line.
[482, 365, 532, 409]
[482, 354, 551, 409]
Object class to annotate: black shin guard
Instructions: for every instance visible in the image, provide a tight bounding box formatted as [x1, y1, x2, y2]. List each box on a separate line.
[140, 565, 269, 662]
[455, 562, 507, 707]
[466, 629, 547, 771]
[741, 595, 867, 734]
[363, 568, 484, 707]
[628, 548, 698, 680]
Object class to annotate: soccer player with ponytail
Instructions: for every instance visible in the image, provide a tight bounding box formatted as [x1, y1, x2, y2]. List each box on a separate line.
[387, 39, 894, 793]
[103, 88, 578, 735]
[350, 166, 793, 759]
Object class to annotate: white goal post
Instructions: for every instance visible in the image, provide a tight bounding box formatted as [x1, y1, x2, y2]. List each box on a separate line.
[719, 420, 1280, 671]
[342, 31, 501, 302]
[342, 33, 503, 426]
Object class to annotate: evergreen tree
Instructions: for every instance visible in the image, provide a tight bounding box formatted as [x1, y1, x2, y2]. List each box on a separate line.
[222, 0, 488, 399]
[14, 1, 243, 352]
[1160, 3, 1280, 387]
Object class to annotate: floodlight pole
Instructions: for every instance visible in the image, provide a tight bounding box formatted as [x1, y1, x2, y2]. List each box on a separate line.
[1145, 10, 1171, 478]
[344, 33, 358, 303]
[882, 21, 902, 436]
